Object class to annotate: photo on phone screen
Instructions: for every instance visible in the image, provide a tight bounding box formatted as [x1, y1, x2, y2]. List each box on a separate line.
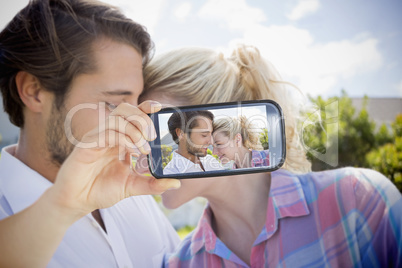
[148, 100, 286, 179]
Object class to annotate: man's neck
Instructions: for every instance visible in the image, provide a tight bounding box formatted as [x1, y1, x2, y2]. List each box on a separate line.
[15, 130, 59, 183]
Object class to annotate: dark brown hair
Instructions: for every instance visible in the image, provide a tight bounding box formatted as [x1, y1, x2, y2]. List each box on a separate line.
[0, 0, 153, 127]
[168, 110, 214, 145]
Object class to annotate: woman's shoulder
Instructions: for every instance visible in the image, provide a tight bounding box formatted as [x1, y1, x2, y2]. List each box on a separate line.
[274, 167, 400, 208]
[276, 167, 388, 188]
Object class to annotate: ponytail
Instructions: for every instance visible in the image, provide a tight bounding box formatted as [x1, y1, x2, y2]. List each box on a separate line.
[144, 44, 312, 173]
[229, 45, 311, 173]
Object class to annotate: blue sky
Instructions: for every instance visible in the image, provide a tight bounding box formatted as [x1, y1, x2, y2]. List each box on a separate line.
[1, 0, 401, 98]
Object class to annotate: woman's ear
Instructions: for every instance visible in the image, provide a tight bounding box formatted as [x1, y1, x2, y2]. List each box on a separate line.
[15, 71, 48, 113]
[235, 133, 243, 147]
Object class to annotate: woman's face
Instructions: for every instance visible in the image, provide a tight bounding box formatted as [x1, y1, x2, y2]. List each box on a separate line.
[212, 132, 239, 164]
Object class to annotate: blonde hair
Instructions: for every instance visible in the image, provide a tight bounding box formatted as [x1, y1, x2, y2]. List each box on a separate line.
[143, 45, 311, 173]
[213, 116, 263, 150]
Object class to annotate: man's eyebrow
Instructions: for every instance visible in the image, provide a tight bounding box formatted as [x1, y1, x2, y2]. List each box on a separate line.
[190, 129, 211, 133]
[102, 90, 133, 96]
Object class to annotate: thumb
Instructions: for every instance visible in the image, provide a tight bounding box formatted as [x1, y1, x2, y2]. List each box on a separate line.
[126, 174, 181, 196]
[134, 154, 151, 175]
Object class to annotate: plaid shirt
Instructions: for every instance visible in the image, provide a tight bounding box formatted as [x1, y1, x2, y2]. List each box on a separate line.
[251, 149, 270, 168]
[164, 168, 402, 268]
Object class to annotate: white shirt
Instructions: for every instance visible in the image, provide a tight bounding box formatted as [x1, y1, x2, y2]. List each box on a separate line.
[163, 150, 224, 175]
[0, 145, 180, 268]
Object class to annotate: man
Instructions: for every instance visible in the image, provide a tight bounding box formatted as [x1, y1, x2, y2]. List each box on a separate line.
[0, 0, 180, 267]
[164, 111, 223, 174]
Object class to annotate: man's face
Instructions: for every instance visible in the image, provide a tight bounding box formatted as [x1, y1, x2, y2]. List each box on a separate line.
[183, 117, 213, 157]
[46, 39, 144, 165]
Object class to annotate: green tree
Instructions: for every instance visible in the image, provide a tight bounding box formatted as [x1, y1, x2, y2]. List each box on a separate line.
[375, 123, 393, 146]
[366, 114, 402, 193]
[161, 145, 173, 168]
[259, 128, 269, 150]
[302, 91, 377, 170]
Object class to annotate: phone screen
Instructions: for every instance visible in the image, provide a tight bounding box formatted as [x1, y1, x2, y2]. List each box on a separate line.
[148, 100, 286, 179]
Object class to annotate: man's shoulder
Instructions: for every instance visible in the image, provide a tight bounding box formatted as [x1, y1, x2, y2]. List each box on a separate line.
[203, 154, 224, 170]
[163, 160, 179, 174]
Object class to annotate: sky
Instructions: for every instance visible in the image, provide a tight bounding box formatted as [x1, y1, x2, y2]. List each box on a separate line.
[1, 0, 401, 98]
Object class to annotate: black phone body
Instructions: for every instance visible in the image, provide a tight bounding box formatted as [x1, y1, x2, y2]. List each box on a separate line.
[148, 100, 286, 179]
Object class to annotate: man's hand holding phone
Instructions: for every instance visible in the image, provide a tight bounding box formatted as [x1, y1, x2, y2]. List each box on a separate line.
[48, 100, 181, 221]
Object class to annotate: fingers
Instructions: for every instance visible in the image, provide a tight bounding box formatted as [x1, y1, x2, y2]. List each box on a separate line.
[80, 101, 160, 153]
[110, 102, 158, 141]
[107, 116, 151, 154]
[137, 100, 162, 114]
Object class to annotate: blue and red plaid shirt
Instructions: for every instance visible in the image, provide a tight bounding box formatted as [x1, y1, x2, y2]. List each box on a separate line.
[164, 168, 402, 267]
[251, 149, 270, 167]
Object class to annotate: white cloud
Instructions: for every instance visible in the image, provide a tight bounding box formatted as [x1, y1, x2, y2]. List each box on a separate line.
[102, 0, 166, 35]
[287, 0, 320, 21]
[198, 0, 266, 31]
[226, 25, 383, 95]
[174, 2, 192, 22]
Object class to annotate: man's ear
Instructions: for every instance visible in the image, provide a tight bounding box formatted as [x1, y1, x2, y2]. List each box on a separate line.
[15, 71, 48, 113]
[176, 128, 184, 140]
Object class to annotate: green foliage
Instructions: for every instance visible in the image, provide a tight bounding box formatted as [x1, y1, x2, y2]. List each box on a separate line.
[161, 145, 173, 168]
[393, 114, 402, 137]
[366, 115, 402, 192]
[303, 92, 377, 170]
[207, 148, 219, 160]
[176, 225, 195, 240]
[375, 123, 393, 146]
[152, 195, 162, 203]
[302, 92, 401, 193]
[259, 128, 269, 150]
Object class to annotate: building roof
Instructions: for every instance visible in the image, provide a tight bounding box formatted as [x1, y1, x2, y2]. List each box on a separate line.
[350, 97, 402, 128]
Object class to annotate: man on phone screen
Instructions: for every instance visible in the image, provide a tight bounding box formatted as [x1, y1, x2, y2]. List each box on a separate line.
[164, 111, 224, 174]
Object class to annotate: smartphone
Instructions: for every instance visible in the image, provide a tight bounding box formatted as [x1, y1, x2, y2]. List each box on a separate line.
[147, 100, 286, 179]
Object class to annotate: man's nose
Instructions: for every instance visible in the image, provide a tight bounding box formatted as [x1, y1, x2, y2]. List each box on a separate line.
[206, 135, 212, 145]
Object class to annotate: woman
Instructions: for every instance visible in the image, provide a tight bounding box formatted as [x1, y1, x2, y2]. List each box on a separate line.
[141, 45, 401, 267]
[212, 116, 269, 169]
